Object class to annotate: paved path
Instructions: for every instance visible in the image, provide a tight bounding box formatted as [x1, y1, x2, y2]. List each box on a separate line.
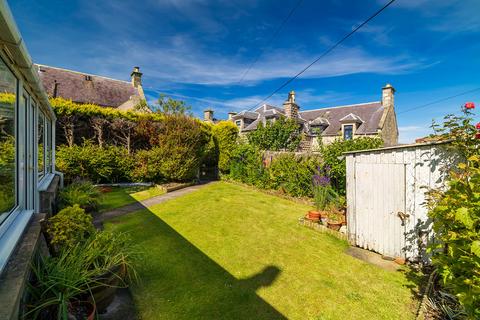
[94, 182, 214, 226]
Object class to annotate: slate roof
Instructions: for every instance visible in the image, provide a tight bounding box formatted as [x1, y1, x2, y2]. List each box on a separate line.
[300, 102, 383, 136]
[36, 64, 141, 108]
[234, 101, 384, 136]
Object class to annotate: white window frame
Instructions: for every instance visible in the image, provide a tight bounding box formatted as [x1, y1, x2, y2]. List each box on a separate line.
[0, 55, 56, 274]
[0, 71, 34, 272]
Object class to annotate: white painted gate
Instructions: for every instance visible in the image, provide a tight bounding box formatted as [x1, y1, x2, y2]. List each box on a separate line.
[345, 142, 453, 261]
[354, 163, 406, 258]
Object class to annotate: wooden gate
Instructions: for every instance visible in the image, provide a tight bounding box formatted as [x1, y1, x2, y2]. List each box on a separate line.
[354, 163, 406, 258]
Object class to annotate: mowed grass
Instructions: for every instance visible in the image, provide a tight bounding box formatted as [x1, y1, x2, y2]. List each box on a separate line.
[98, 185, 165, 212]
[104, 182, 416, 320]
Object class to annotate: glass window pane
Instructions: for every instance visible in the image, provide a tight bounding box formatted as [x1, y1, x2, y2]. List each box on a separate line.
[343, 125, 353, 140]
[0, 58, 17, 223]
[38, 111, 45, 177]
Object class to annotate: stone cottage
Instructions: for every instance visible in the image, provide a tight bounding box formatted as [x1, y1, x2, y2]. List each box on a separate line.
[228, 84, 399, 149]
[36, 64, 147, 110]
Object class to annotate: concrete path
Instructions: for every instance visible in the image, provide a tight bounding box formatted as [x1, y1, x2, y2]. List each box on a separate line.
[94, 182, 214, 226]
[345, 246, 401, 271]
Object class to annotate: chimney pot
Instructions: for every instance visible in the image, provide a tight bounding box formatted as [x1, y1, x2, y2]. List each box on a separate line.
[131, 66, 143, 88]
[204, 109, 214, 122]
[382, 83, 395, 110]
[283, 90, 299, 119]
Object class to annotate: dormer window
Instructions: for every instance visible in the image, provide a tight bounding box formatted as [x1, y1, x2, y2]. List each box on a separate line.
[235, 120, 242, 128]
[339, 113, 363, 141]
[343, 124, 353, 140]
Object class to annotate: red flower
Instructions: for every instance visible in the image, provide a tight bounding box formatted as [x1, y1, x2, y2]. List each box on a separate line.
[465, 102, 475, 109]
[476, 132, 480, 139]
[476, 122, 480, 130]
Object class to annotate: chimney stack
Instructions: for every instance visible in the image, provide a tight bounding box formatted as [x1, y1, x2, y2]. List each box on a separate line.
[131, 66, 143, 88]
[283, 90, 299, 119]
[382, 83, 395, 110]
[204, 109, 214, 122]
[228, 112, 237, 120]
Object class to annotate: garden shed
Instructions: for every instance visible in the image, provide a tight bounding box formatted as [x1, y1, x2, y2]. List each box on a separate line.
[345, 141, 453, 262]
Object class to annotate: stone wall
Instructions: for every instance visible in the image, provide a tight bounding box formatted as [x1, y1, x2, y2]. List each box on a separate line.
[379, 107, 399, 147]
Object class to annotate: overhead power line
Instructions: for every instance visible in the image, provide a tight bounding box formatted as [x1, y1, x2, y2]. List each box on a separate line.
[237, 0, 304, 85]
[247, 0, 397, 111]
[397, 87, 480, 115]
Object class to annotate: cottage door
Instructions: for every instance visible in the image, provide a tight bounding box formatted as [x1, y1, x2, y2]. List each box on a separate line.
[354, 163, 406, 258]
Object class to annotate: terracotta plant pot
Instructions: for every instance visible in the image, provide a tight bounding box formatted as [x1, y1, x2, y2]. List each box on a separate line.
[327, 221, 342, 231]
[307, 210, 321, 221]
[68, 301, 95, 320]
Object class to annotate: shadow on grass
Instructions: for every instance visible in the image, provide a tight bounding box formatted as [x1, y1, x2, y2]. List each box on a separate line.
[105, 192, 286, 320]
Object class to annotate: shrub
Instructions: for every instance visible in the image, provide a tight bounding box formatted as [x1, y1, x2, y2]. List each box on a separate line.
[212, 121, 238, 173]
[45, 205, 95, 252]
[247, 117, 302, 151]
[229, 143, 268, 187]
[267, 153, 321, 197]
[321, 137, 383, 194]
[427, 106, 480, 318]
[56, 141, 135, 183]
[133, 115, 210, 182]
[58, 180, 101, 212]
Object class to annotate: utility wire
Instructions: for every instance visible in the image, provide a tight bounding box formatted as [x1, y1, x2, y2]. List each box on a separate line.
[237, 0, 304, 85]
[397, 87, 480, 115]
[247, 0, 397, 111]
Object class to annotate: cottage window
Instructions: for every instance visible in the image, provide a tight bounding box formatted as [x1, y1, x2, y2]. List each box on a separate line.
[343, 124, 353, 140]
[0, 58, 17, 225]
[235, 120, 241, 127]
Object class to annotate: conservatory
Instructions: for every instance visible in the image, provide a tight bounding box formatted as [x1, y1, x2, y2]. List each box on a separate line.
[0, 1, 59, 318]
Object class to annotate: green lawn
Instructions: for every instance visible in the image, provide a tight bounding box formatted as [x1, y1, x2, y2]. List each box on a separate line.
[98, 185, 165, 212]
[104, 182, 416, 320]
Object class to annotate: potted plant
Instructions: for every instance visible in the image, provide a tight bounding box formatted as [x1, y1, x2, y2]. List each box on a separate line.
[25, 246, 101, 320]
[326, 209, 343, 231]
[308, 166, 339, 223]
[81, 231, 139, 313]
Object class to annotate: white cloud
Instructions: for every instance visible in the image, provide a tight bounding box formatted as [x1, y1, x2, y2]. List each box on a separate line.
[81, 36, 423, 87]
[391, 0, 480, 33]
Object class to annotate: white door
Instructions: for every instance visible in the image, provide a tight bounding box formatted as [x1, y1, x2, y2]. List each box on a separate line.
[354, 162, 406, 258]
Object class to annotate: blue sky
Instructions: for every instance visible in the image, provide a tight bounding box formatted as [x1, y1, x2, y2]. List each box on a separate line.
[8, 0, 480, 143]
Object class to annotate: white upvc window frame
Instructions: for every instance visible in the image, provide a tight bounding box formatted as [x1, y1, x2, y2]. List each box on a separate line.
[0, 54, 56, 274]
[0, 69, 33, 272]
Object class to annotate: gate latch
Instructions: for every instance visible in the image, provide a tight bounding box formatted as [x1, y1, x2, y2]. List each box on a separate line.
[397, 211, 410, 226]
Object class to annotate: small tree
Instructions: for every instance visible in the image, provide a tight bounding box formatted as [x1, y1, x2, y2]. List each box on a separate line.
[153, 94, 192, 115]
[247, 117, 301, 151]
[111, 118, 136, 154]
[58, 114, 78, 147]
[90, 116, 109, 148]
